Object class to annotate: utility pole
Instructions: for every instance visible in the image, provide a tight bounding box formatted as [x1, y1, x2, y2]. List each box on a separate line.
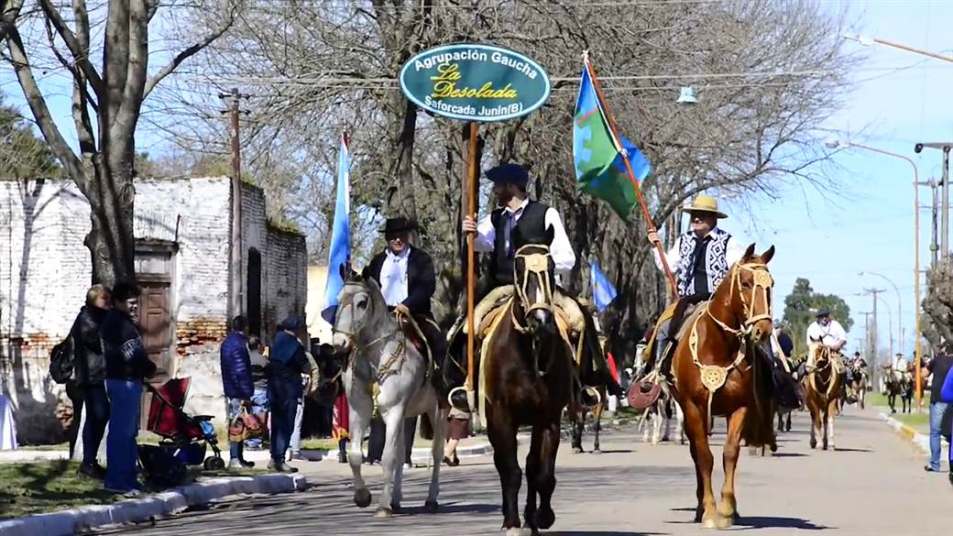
[220, 88, 250, 329]
[860, 311, 874, 387]
[930, 178, 940, 266]
[915, 143, 952, 257]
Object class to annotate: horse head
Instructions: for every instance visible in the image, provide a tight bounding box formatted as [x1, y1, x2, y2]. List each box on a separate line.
[512, 226, 557, 337]
[726, 244, 776, 343]
[331, 272, 387, 355]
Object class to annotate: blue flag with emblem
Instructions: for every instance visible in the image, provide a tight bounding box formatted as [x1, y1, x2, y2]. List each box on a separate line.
[322, 134, 351, 323]
[590, 260, 618, 313]
[573, 58, 652, 220]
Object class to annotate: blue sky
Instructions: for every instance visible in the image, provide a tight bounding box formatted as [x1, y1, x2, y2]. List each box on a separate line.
[723, 0, 953, 361]
[2, 1, 949, 361]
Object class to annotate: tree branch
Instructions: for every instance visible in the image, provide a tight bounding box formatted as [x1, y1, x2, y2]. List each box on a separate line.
[38, 0, 104, 97]
[143, 5, 237, 98]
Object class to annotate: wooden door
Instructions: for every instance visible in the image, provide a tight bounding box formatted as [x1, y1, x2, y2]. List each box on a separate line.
[138, 282, 172, 382]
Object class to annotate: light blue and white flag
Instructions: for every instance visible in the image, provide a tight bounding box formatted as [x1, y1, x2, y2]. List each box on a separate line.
[322, 134, 351, 323]
[590, 259, 618, 313]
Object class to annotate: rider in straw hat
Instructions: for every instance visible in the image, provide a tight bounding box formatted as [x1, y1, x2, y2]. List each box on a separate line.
[644, 194, 748, 379]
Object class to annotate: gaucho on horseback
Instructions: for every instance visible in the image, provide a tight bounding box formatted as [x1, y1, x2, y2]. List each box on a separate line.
[641, 195, 747, 381]
[448, 163, 622, 408]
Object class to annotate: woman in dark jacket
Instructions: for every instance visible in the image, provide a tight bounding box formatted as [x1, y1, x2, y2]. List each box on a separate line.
[267, 316, 312, 473]
[100, 282, 156, 494]
[72, 284, 112, 479]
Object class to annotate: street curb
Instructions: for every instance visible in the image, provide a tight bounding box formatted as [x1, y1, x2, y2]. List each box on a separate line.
[0, 473, 307, 536]
[410, 442, 493, 463]
[879, 412, 932, 454]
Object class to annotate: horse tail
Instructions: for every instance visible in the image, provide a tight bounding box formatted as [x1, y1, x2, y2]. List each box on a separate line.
[742, 338, 777, 449]
[419, 412, 434, 441]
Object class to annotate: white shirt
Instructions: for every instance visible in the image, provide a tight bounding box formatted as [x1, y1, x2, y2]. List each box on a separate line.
[473, 198, 576, 280]
[380, 246, 411, 306]
[806, 320, 847, 349]
[652, 230, 747, 272]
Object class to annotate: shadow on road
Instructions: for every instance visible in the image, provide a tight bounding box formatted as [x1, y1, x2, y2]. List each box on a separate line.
[832, 447, 872, 453]
[770, 452, 808, 458]
[735, 515, 831, 530]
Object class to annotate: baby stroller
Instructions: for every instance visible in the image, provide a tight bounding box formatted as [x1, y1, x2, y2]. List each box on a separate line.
[146, 377, 226, 471]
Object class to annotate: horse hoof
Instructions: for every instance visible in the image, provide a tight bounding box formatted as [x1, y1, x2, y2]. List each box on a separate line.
[374, 507, 393, 518]
[715, 514, 734, 530]
[809, 438, 817, 449]
[536, 506, 556, 529]
[424, 500, 439, 513]
[572, 447, 583, 454]
[702, 517, 719, 529]
[503, 528, 531, 536]
[354, 488, 372, 508]
[592, 449, 602, 455]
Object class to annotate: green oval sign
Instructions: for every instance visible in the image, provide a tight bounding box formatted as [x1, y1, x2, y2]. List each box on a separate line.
[399, 43, 551, 122]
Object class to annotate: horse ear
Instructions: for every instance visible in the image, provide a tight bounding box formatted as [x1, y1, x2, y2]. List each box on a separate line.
[743, 243, 756, 260]
[760, 245, 776, 264]
[338, 262, 348, 282]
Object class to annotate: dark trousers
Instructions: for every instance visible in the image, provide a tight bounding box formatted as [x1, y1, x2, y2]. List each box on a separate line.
[81, 384, 110, 465]
[269, 379, 301, 463]
[366, 416, 417, 464]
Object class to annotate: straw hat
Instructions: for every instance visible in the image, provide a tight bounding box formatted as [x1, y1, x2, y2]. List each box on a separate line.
[681, 194, 727, 219]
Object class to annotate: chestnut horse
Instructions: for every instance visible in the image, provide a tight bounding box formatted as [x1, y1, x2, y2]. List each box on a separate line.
[671, 245, 777, 529]
[483, 239, 575, 535]
[803, 344, 844, 450]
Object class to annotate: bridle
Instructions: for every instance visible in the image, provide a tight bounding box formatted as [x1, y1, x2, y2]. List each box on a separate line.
[511, 244, 555, 334]
[331, 281, 406, 383]
[706, 261, 774, 337]
[510, 243, 560, 377]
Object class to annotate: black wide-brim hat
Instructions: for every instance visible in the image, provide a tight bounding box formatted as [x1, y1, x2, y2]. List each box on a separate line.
[815, 309, 831, 318]
[485, 163, 529, 188]
[382, 217, 417, 234]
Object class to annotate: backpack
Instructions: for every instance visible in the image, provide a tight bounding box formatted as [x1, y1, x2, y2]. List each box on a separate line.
[49, 336, 76, 384]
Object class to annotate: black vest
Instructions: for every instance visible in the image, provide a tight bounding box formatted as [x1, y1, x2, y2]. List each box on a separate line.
[490, 200, 549, 285]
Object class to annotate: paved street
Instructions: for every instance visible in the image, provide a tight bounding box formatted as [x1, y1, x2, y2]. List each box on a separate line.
[97, 407, 949, 535]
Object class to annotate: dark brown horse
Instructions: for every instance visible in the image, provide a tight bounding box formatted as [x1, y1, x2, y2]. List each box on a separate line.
[483, 238, 574, 535]
[671, 245, 777, 529]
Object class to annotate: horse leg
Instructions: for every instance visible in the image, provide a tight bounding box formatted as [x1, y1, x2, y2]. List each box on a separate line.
[785, 411, 792, 432]
[346, 393, 373, 509]
[651, 406, 662, 445]
[809, 405, 818, 449]
[826, 401, 836, 450]
[821, 408, 829, 451]
[533, 417, 561, 531]
[376, 408, 406, 517]
[424, 404, 447, 513]
[570, 405, 583, 454]
[717, 407, 747, 528]
[677, 403, 686, 444]
[593, 402, 603, 453]
[488, 408, 523, 534]
[682, 399, 717, 527]
[523, 424, 542, 534]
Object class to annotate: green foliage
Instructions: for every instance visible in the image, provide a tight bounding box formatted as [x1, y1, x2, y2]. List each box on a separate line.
[782, 277, 854, 357]
[0, 100, 59, 180]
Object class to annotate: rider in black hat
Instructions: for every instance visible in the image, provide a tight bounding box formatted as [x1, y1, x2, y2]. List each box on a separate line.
[363, 217, 447, 389]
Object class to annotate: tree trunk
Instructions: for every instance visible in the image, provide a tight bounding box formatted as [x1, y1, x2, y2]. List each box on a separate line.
[84, 159, 135, 286]
[386, 97, 419, 220]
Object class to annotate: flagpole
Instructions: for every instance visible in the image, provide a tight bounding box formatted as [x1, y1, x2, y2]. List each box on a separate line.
[584, 53, 679, 299]
[465, 122, 479, 400]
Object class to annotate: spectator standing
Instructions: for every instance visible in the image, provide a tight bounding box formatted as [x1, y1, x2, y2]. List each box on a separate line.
[443, 407, 471, 466]
[101, 282, 155, 495]
[245, 336, 269, 451]
[925, 350, 953, 473]
[267, 316, 313, 472]
[72, 285, 113, 479]
[220, 316, 255, 469]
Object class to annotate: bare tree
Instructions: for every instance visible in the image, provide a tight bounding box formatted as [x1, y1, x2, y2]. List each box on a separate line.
[1, 0, 237, 285]
[922, 259, 953, 353]
[158, 0, 858, 326]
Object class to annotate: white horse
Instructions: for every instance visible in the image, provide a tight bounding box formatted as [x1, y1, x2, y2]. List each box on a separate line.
[331, 275, 448, 517]
[641, 389, 685, 445]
